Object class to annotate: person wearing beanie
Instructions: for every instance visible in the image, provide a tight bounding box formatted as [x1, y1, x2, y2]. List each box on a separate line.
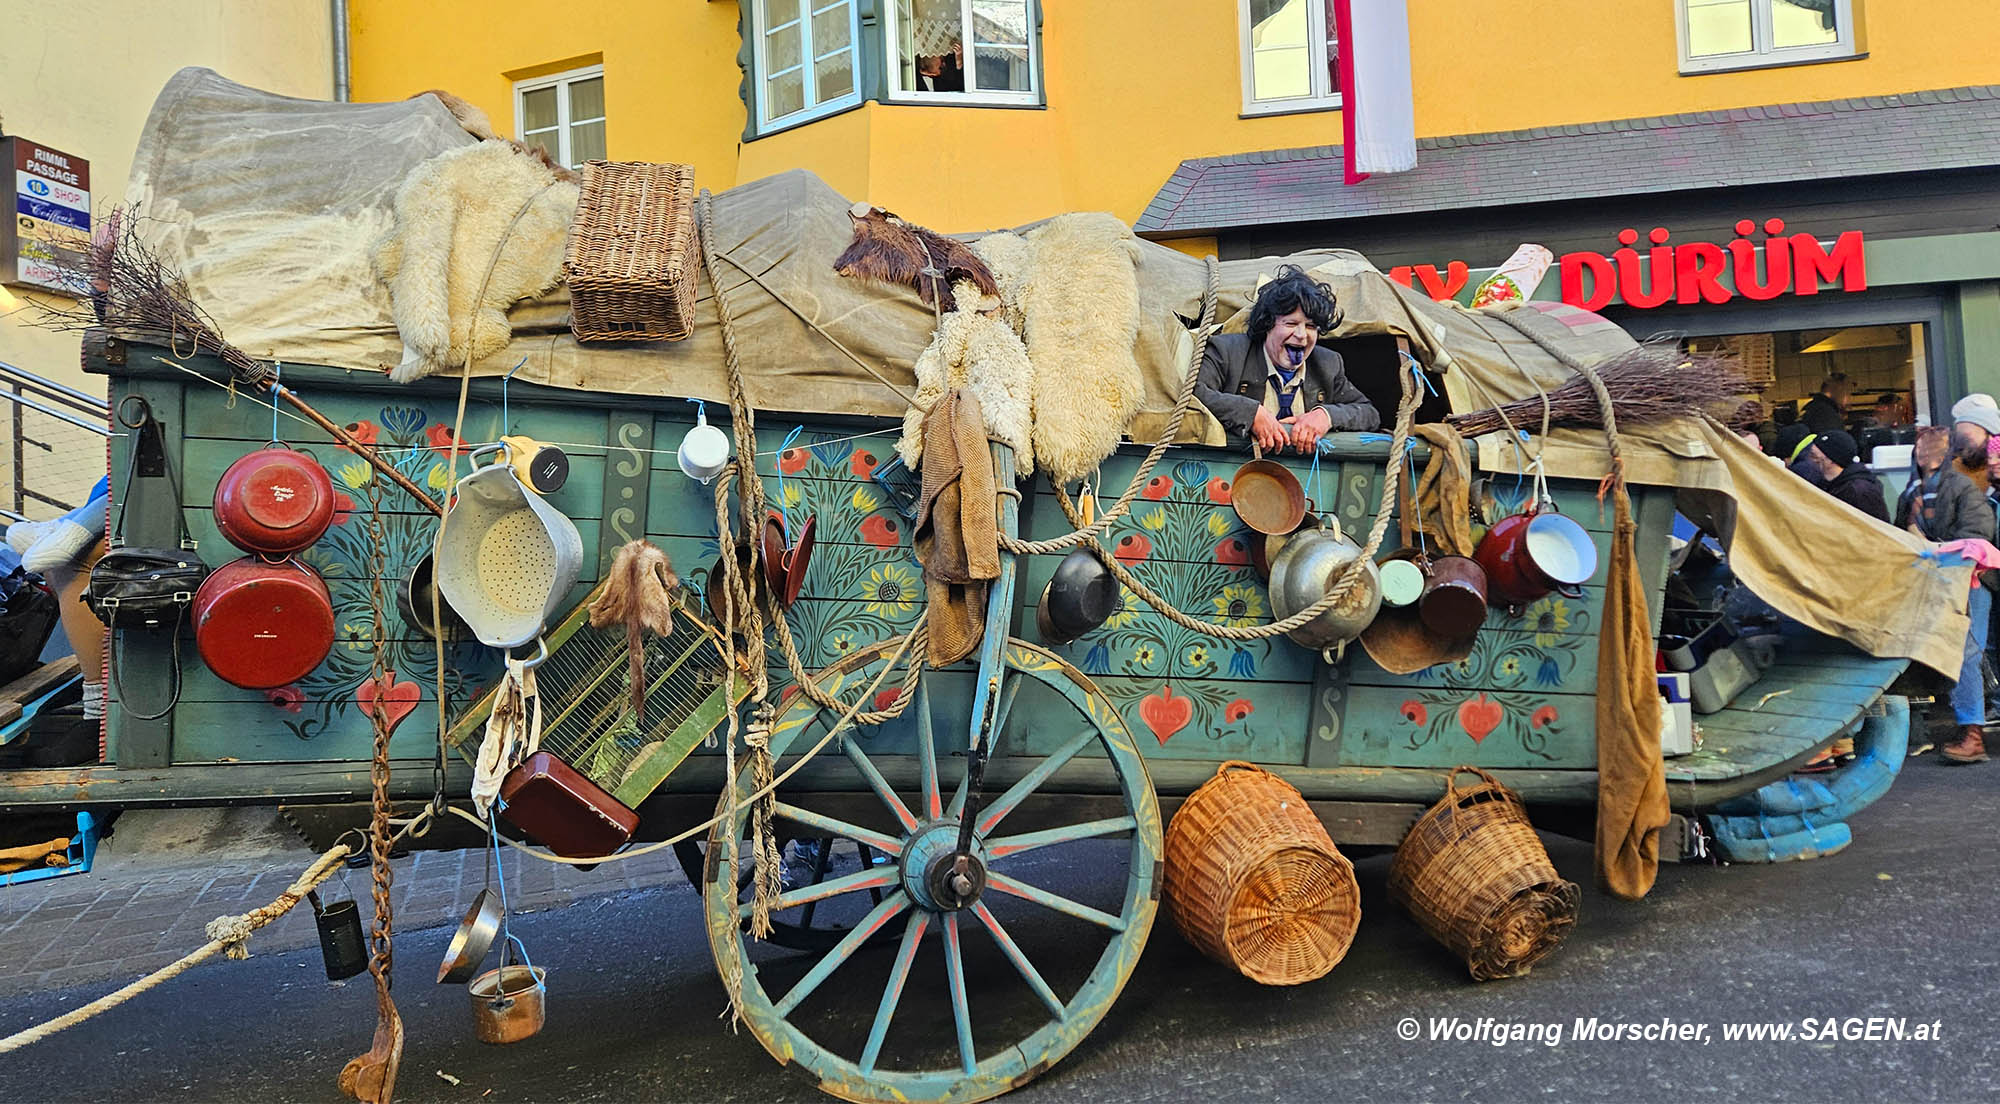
[1773, 422, 1825, 487]
[1937, 395, 2000, 765]
[1805, 429, 1889, 522]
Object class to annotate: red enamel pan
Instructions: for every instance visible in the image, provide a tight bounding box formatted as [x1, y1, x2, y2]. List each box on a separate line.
[213, 443, 336, 556]
[194, 556, 336, 689]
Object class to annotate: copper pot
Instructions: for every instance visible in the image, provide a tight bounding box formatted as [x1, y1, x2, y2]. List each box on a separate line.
[1418, 554, 1489, 637]
[1230, 446, 1311, 536]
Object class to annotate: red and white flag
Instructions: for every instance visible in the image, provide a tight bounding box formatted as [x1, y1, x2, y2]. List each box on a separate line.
[1333, 0, 1417, 184]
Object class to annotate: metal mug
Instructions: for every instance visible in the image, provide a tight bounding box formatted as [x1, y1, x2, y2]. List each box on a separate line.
[308, 890, 369, 981]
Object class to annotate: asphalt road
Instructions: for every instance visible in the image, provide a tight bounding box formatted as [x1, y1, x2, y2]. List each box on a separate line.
[3, 757, 1992, 1104]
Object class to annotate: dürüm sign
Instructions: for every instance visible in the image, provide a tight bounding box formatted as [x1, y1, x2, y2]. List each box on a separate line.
[1388, 220, 1868, 310]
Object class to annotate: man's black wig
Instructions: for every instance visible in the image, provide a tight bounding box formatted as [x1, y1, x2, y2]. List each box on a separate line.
[1247, 265, 1343, 349]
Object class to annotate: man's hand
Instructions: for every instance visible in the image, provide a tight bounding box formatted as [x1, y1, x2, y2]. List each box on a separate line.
[1282, 407, 1333, 454]
[1250, 406, 1289, 454]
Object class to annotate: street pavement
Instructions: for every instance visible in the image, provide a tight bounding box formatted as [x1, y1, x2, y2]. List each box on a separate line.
[1, 755, 1993, 1104]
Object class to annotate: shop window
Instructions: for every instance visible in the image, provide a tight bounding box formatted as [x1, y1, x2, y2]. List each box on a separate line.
[749, 0, 864, 133]
[1678, 0, 1859, 75]
[516, 66, 607, 171]
[884, 0, 1042, 105]
[1239, 0, 1341, 116]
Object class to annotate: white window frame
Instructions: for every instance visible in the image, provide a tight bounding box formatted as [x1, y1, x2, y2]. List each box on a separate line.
[749, 0, 865, 134]
[513, 64, 606, 171]
[1677, 0, 1858, 75]
[1239, 0, 1341, 117]
[883, 0, 1042, 107]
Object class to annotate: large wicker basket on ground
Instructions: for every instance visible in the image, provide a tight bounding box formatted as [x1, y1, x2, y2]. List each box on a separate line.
[1388, 766, 1580, 981]
[1164, 760, 1361, 985]
[565, 160, 699, 342]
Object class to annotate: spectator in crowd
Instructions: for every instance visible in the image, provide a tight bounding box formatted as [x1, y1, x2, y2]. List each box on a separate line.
[1774, 423, 1825, 487]
[1937, 393, 2000, 765]
[1799, 373, 1853, 436]
[1896, 425, 1951, 533]
[1873, 391, 1911, 428]
[1807, 430, 1889, 522]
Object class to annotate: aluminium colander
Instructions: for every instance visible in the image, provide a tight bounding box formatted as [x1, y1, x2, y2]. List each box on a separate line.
[434, 445, 585, 649]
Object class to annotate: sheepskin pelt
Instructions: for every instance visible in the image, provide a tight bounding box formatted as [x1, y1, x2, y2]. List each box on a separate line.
[898, 280, 1035, 473]
[1015, 213, 1144, 485]
[412, 89, 582, 185]
[373, 140, 580, 383]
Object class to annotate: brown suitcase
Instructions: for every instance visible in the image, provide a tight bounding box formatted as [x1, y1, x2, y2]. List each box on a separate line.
[498, 751, 640, 858]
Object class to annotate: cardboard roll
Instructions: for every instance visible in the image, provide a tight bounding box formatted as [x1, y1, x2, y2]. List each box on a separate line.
[212, 443, 336, 556]
[193, 555, 335, 689]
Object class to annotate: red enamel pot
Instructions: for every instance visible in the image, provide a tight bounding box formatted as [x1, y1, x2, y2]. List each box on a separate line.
[1473, 507, 1599, 611]
[193, 555, 336, 689]
[213, 443, 337, 556]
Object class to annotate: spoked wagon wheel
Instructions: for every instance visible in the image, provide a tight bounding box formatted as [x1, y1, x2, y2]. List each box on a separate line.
[674, 834, 898, 953]
[702, 637, 1163, 1104]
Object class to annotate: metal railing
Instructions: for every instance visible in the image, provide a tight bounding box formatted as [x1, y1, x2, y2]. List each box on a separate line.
[1, 359, 110, 524]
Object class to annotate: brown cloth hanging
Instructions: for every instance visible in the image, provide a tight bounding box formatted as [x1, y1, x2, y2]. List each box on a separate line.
[913, 389, 1000, 666]
[1595, 480, 1670, 899]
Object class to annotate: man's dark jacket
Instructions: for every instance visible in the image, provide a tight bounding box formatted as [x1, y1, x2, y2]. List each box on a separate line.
[1824, 465, 1889, 523]
[1195, 334, 1380, 444]
[1799, 393, 1845, 437]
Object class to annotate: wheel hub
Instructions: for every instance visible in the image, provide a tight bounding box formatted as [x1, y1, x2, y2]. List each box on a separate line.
[900, 821, 987, 912]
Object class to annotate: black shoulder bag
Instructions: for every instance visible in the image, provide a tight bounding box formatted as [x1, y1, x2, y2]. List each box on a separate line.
[87, 396, 210, 720]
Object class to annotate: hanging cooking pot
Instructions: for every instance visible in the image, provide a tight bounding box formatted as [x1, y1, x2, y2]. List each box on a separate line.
[434, 446, 585, 649]
[193, 555, 336, 689]
[677, 405, 730, 484]
[1377, 552, 1426, 609]
[760, 510, 819, 608]
[1230, 446, 1311, 536]
[397, 552, 471, 642]
[706, 543, 762, 634]
[1266, 517, 1382, 663]
[1473, 503, 1599, 613]
[782, 514, 816, 609]
[213, 443, 336, 556]
[1036, 548, 1120, 645]
[1418, 554, 1489, 637]
[308, 889, 370, 982]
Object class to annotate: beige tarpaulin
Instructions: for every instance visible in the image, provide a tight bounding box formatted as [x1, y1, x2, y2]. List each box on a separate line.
[121, 68, 1969, 676]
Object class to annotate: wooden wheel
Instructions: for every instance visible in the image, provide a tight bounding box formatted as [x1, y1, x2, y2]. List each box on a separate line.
[674, 835, 898, 953]
[702, 638, 1163, 1104]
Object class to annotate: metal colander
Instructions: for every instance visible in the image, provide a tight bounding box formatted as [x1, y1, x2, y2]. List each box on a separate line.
[435, 448, 584, 649]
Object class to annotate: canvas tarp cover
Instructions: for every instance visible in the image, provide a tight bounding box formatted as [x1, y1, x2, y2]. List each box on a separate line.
[124, 69, 1967, 674]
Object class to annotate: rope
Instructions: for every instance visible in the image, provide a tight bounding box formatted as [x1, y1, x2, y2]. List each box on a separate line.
[1049, 350, 1423, 642]
[996, 256, 1222, 556]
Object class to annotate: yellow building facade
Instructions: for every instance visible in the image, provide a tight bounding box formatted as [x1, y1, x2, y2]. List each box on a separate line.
[347, 0, 2000, 237]
[0, 0, 333, 517]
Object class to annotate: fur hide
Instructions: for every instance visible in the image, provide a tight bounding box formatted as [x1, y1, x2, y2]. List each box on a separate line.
[588, 540, 680, 719]
[414, 90, 582, 185]
[834, 203, 999, 312]
[1013, 213, 1145, 485]
[899, 280, 1036, 473]
[373, 140, 580, 383]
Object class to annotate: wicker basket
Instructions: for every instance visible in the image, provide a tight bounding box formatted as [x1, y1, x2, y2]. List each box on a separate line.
[1164, 761, 1361, 985]
[565, 160, 699, 342]
[1387, 766, 1580, 981]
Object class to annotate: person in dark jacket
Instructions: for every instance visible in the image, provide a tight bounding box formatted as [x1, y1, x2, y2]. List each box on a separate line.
[1798, 373, 1852, 437]
[1773, 422, 1825, 488]
[1196, 265, 1381, 453]
[1895, 425, 1950, 533]
[1806, 430, 1889, 522]
[1938, 394, 2000, 765]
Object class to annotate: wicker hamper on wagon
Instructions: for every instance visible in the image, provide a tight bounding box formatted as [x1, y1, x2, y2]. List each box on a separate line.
[564, 160, 700, 342]
[1164, 761, 1361, 985]
[1387, 766, 1580, 981]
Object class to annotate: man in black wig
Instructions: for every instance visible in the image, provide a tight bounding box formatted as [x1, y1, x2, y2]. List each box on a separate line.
[1195, 265, 1381, 453]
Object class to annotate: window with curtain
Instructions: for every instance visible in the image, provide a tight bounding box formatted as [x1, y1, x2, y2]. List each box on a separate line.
[516, 66, 607, 171]
[1240, 0, 1341, 115]
[885, 0, 1042, 104]
[749, 0, 863, 132]
[1679, 0, 1857, 73]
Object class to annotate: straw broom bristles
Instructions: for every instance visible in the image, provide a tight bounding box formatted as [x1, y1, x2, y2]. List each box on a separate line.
[1446, 345, 1763, 439]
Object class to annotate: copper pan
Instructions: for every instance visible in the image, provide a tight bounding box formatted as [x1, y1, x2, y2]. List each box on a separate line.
[1230, 445, 1310, 536]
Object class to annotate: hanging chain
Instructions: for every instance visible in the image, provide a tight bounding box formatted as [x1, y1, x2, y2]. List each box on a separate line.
[362, 475, 396, 983]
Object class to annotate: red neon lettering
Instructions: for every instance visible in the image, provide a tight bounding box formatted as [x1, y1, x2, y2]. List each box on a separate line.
[1560, 250, 1616, 311]
[1790, 230, 1866, 294]
[1387, 266, 1415, 288]
[1674, 241, 1730, 305]
[1413, 261, 1469, 301]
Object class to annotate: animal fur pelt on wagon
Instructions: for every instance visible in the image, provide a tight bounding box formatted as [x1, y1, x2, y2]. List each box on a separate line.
[411, 89, 582, 185]
[898, 281, 1035, 473]
[374, 140, 580, 383]
[588, 540, 680, 722]
[990, 212, 1146, 485]
[834, 203, 999, 313]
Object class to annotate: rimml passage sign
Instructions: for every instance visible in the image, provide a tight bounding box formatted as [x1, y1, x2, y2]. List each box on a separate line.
[2, 136, 91, 295]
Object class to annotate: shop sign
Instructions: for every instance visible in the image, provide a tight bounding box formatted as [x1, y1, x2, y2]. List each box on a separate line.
[1, 136, 90, 294]
[1389, 219, 1868, 310]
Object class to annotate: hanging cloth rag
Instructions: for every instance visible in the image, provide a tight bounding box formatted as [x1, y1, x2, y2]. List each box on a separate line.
[470, 654, 542, 818]
[913, 389, 1000, 666]
[1408, 424, 1475, 556]
[1595, 465, 1671, 899]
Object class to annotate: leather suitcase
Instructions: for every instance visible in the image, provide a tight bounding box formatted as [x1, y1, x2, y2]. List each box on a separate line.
[498, 751, 640, 858]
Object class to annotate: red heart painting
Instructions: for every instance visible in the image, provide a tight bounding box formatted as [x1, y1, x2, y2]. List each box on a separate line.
[355, 673, 421, 733]
[1139, 685, 1193, 746]
[1457, 693, 1504, 743]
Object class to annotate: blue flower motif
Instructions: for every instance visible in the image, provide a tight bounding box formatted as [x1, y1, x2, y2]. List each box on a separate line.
[808, 434, 851, 468]
[1228, 648, 1256, 679]
[379, 405, 426, 437]
[1173, 460, 1210, 486]
[1082, 643, 1110, 676]
[1537, 657, 1562, 687]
